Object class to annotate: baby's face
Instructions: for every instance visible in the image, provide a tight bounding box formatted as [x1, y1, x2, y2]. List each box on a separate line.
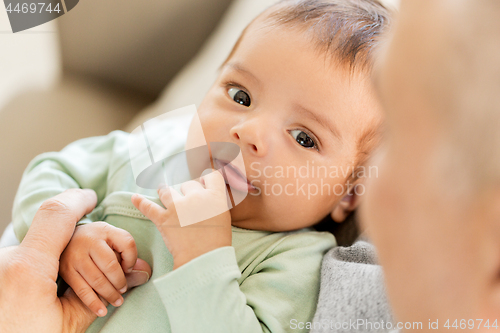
[192, 18, 380, 231]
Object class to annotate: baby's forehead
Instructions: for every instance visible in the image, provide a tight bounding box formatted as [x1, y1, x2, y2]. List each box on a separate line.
[253, 0, 390, 72]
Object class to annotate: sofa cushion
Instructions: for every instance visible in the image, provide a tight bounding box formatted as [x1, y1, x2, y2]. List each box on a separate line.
[57, 0, 234, 99]
[124, 0, 281, 132]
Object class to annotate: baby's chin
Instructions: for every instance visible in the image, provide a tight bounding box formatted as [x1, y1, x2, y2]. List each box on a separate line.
[229, 212, 286, 232]
[230, 220, 273, 232]
[228, 204, 264, 231]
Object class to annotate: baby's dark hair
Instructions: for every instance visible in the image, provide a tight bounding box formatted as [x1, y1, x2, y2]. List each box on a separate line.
[265, 0, 392, 73]
[223, 0, 392, 75]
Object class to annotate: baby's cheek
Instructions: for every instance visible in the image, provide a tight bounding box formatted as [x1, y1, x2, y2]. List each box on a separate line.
[300, 174, 347, 199]
[186, 115, 207, 150]
[280, 177, 339, 211]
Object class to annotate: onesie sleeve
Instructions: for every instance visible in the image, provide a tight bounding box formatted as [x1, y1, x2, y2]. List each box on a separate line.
[153, 232, 336, 333]
[12, 130, 127, 242]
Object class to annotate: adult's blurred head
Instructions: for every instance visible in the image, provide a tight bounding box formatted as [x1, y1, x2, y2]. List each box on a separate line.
[362, 0, 500, 330]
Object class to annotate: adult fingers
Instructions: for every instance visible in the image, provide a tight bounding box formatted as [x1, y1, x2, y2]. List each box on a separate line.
[22, 189, 97, 261]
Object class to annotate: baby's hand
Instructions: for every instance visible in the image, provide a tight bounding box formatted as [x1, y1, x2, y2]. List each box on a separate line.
[59, 222, 139, 317]
[131, 169, 232, 270]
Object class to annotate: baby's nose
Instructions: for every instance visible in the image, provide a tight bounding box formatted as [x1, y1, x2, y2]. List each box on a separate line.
[229, 121, 268, 157]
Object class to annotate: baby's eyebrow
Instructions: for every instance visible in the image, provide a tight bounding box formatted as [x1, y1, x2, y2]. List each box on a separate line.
[295, 104, 342, 141]
[223, 62, 261, 84]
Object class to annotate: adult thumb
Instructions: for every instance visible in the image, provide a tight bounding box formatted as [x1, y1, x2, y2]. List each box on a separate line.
[125, 258, 152, 290]
[22, 189, 97, 261]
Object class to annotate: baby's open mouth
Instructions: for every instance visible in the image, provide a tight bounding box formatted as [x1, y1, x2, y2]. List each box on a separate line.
[213, 158, 258, 193]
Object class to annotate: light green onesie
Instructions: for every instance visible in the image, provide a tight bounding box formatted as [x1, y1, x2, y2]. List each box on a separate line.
[12, 127, 336, 333]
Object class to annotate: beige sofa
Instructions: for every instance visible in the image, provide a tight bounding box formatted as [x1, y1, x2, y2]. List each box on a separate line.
[0, 0, 283, 236]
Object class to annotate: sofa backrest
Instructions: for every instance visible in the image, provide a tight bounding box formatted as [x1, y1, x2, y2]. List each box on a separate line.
[57, 0, 234, 100]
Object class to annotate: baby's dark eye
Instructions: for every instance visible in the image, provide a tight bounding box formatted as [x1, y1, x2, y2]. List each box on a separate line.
[290, 130, 316, 149]
[228, 87, 251, 107]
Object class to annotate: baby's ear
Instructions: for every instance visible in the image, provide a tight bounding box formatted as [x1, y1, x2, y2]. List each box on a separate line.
[331, 184, 362, 223]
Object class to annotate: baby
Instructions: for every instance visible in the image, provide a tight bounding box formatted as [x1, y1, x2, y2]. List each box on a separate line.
[12, 0, 390, 332]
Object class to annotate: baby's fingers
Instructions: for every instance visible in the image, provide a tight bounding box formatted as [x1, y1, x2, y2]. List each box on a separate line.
[62, 267, 108, 317]
[158, 186, 182, 207]
[131, 194, 165, 222]
[78, 254, 124, 310]
[103, 226, 138, 275]
[202, 168, 227, 193]
[90, 241, 129, 295]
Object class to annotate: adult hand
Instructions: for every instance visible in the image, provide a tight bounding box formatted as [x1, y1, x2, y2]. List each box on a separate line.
[0, 189, 151, 333]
